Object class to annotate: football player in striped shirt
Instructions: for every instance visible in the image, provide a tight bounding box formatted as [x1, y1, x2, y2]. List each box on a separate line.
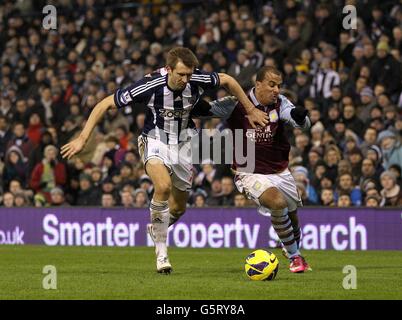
[61, 47, 268, 274]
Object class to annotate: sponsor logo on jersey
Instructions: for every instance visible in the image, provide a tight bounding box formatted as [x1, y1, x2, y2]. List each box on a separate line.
[246, 126, 273, 143]
[159, 109, 190, 118]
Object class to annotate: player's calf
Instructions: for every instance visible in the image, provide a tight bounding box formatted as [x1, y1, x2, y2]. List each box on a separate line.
[260, 188, 300, 259]
[168, 208, 185, 227]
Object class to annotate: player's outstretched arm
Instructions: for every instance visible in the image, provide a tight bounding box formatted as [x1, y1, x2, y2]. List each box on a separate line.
[61, 94, 116, 159]
[191, 96, 237, 120]
[279, 95, 311, 131]
[218, 73, 268, 128]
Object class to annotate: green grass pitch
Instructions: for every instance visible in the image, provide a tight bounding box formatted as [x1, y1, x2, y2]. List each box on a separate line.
[0, 245, 401, 300]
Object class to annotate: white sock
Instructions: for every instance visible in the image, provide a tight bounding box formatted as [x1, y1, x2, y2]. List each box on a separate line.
[150, 199, 170, 258]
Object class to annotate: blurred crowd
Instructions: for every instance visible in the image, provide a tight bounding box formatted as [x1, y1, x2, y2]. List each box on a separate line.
[0, 0, 401, 209]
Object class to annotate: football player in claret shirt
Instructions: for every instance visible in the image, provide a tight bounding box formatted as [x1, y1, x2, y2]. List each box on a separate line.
[61, 47, 268, 274]
[193, 66, 312, 273]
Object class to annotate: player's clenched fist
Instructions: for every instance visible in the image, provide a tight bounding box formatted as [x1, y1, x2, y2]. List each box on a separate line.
[60, 136, 86, 159]
[290, 106, 308, 125]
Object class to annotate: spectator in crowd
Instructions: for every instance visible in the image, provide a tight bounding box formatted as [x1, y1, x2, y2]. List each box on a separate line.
[227, 49, 257, 91]
[284, 23, 306, 63]
[388, 164, 402, 186]
[292, 165, 318, 204]
[0, 115, 13, 160]
[30, 145, 67, 202]
[138, 174, 154, 199]
[366, 145, 385, 176]
[360, 127, 378, 155]
[2, 192, 15, 208]
[337, 193, 352, 207]
[234, 192, 248, 208]
[29, 130, 56, 174]
[220, 176, 236, 207]
[320, 188, 336, 206]
[343, 105, 365, 137]
[14, 192, 29, 207]
[101, 193, 115, 208]
[2, 146, 28, 189]
[357, 87, 376, 123]
[26, 112, 43, 146]
[194, 160, 216, 194]
[120, 190, 135, 208]
[377, 130, 402, 169]
[310, 58, 340, 104]
[380, 171, 402, 207]
[193, 190, 207, 208]
[76, 173, 100, 206]
[7, 122, 35, 160]
[50, 187, 69, 206]
[133, 189, 149, 208]
[371, 41, 402, 97]
[365, 194, 381, 207]
[34, 193, 47, 207]
[206, 178, 223, 206]
[117, 162, 135, 189]
[323, 144, 342, 182]
[90, 167, 103, 188]
[360, 158, 381, 190]
[347, 147, 364, 180]
[335, 172, 362, 206]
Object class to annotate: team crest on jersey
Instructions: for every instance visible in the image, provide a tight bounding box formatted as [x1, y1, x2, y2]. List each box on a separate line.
[252, 181, 262, 191]
[269, 110, 278, 123]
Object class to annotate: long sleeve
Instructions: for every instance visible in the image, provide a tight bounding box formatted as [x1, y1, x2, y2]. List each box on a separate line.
[279, 95, 311, 131]
[209, 96, 238, 120]
[191, 96, 238, 120]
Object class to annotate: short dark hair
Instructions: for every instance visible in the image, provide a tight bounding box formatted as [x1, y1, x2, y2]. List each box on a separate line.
[166, 47, 199, 69]
[256, 66, 282, 82]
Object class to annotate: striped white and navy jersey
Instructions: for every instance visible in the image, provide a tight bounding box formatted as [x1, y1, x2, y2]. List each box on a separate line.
[114, 67, 220, 144]
[309, 69, 340, 99]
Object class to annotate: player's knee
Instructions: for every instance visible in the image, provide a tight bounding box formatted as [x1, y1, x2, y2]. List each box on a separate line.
[154, 181, 172, 198]
[259, 188, 287, 210]
[270, 198, 287, 210]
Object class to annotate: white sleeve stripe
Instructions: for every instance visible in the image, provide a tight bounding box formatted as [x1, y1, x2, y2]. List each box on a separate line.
[130, 78, 165, 96]
[129, 80, 165, 98]
[190, 76, 211, 79]
[129, 78, 164, 96]
[129, 77, 164, 92]
[191, 78, 212, 83]
[191, 74, 212, 78]
[129, 77, 165, 96]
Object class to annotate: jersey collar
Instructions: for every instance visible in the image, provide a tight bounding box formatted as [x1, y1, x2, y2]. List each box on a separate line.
[249, 87, 279, 109]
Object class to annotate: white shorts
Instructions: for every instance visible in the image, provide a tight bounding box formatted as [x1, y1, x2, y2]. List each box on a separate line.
[138, 135, 193, 191]
[234, 169, 302, 216]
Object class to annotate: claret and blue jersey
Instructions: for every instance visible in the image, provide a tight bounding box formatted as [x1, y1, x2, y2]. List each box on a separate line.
[114, 67, 220, 144]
